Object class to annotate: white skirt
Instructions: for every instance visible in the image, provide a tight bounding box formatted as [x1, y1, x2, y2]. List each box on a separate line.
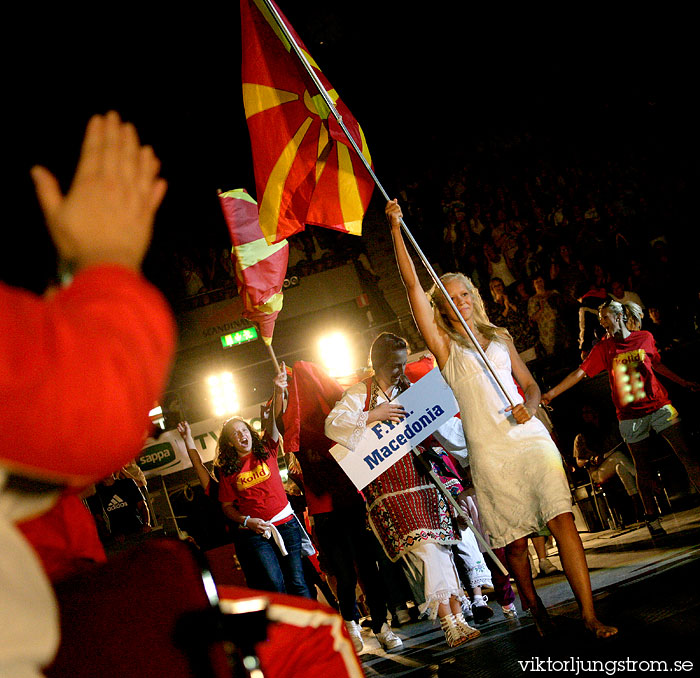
[402, 542, 467, 620]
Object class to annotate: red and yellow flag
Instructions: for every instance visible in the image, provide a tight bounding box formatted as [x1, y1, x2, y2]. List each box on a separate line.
[240, 0, 375, 245]
[218, 188, 289, 344]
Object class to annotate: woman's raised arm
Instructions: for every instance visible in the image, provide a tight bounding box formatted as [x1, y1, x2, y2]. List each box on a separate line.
[386, 200, 450, 367]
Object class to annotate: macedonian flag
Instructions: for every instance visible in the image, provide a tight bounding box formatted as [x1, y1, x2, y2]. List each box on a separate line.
[218, 188, 289, 344]
[240, 0, 374, 245]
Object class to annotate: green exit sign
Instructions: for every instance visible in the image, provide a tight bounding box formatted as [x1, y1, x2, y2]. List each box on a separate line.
[221, 326, 259, 348]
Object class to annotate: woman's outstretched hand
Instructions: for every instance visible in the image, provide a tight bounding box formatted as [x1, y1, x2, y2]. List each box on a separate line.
[176, 421, 191, 439]
[385, 199, 403, 231]
[177, 421, 197, 449]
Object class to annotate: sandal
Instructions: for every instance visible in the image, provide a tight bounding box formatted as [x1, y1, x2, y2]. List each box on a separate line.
[453, 612, 482, 640]
[440, 614, 469, 648]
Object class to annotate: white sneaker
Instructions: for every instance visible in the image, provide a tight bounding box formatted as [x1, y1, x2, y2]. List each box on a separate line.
[344, 620, 363, 654]
[461, 597, 474, 620]
[501, 602, 518, 619]
[471, 594, 494, 624]
[375, 622, 403, 650]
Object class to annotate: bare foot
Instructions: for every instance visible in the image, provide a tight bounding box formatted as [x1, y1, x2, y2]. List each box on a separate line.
[584, 618, 618, 639]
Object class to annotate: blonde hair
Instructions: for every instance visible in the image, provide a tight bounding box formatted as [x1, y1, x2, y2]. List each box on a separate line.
[625, 302, 644, 330]
[429, 272, 511, 347]
[599, 299, 644, 329]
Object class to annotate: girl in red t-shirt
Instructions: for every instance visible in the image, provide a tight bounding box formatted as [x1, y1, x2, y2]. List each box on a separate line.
[543, 300, 700, 538]
[213, 366, 310, 597]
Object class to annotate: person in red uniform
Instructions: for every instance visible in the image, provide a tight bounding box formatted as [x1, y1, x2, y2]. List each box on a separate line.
[217, 364, 312, 598]
[543, 299, 700, 538]
[1, 111, 175, 677]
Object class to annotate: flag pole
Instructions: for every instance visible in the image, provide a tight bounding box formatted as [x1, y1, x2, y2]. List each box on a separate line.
[260, 0, 516, 408]
[263, 337, 281, 373]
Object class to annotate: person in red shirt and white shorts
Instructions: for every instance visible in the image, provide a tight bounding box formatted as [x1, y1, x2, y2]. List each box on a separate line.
[543, 300, 700, 538]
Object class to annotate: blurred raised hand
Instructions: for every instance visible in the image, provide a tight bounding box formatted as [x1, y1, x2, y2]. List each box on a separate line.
[30, 110, 167, 272]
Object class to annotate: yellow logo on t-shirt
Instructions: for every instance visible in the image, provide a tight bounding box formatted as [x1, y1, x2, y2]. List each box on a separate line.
[612, 348, 646, 367]
[236, 461, 271, 491]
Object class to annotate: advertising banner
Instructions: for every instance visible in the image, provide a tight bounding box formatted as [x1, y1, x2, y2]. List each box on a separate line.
[137, 417, 227, 478]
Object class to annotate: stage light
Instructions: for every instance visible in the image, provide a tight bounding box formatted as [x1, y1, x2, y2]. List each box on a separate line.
[318, 331, 354, 377]
[208, 371, 240, 417]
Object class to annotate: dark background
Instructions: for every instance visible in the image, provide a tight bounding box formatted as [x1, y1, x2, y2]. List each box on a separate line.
[3, 5, 695, 294]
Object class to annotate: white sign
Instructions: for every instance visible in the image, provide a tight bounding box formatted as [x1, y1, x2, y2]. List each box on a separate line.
[330, 368, 459, 490]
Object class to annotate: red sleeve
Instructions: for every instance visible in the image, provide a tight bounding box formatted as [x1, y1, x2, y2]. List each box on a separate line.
[642, 331, 661, 364]
[0, 265, 175, 485]
[580, 340, 607, 378]
[262, 432, 279, 456]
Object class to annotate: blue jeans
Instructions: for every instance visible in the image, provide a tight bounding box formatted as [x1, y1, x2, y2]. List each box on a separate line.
[233, 519, 311, 598]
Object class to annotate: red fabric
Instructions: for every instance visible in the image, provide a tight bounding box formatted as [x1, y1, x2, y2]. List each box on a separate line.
[18, 493, 107, 582]
[303, 484, 333, 515]
[218, 189, 289, 343]
[282, 361, 359, 513]
[581, 331, 670, 420]
[46, 538, 231, 678]
[218, 585, 364, 678]
[0, 265, 175, 485]
[218, 437, 290, 521]
[404, 354, 436, 382]
[240, 0, 374, 245]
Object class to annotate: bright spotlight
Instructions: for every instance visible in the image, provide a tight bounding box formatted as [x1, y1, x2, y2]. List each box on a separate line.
[208, 372, 240, 417]
[318, 332, 354, 377]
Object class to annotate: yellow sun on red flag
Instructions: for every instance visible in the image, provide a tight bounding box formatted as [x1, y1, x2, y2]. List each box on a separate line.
[240, 0, 374, 245]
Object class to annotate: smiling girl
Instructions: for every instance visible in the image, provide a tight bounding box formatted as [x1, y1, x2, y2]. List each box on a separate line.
[386, 199, 616, 639]
[215, 365, 311, 598]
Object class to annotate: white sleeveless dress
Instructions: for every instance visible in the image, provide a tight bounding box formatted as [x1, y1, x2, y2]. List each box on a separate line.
[441, 340, 572, 548]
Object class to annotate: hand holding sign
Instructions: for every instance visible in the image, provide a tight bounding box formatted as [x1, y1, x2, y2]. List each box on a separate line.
[368, 401, 407, 424]
[330, 368, 459, 490]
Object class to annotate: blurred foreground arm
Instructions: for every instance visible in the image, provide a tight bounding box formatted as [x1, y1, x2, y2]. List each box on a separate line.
[1, 112, 175, 487]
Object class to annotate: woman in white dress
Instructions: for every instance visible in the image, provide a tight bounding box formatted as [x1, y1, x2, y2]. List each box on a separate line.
[386, 199, 617, 639]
